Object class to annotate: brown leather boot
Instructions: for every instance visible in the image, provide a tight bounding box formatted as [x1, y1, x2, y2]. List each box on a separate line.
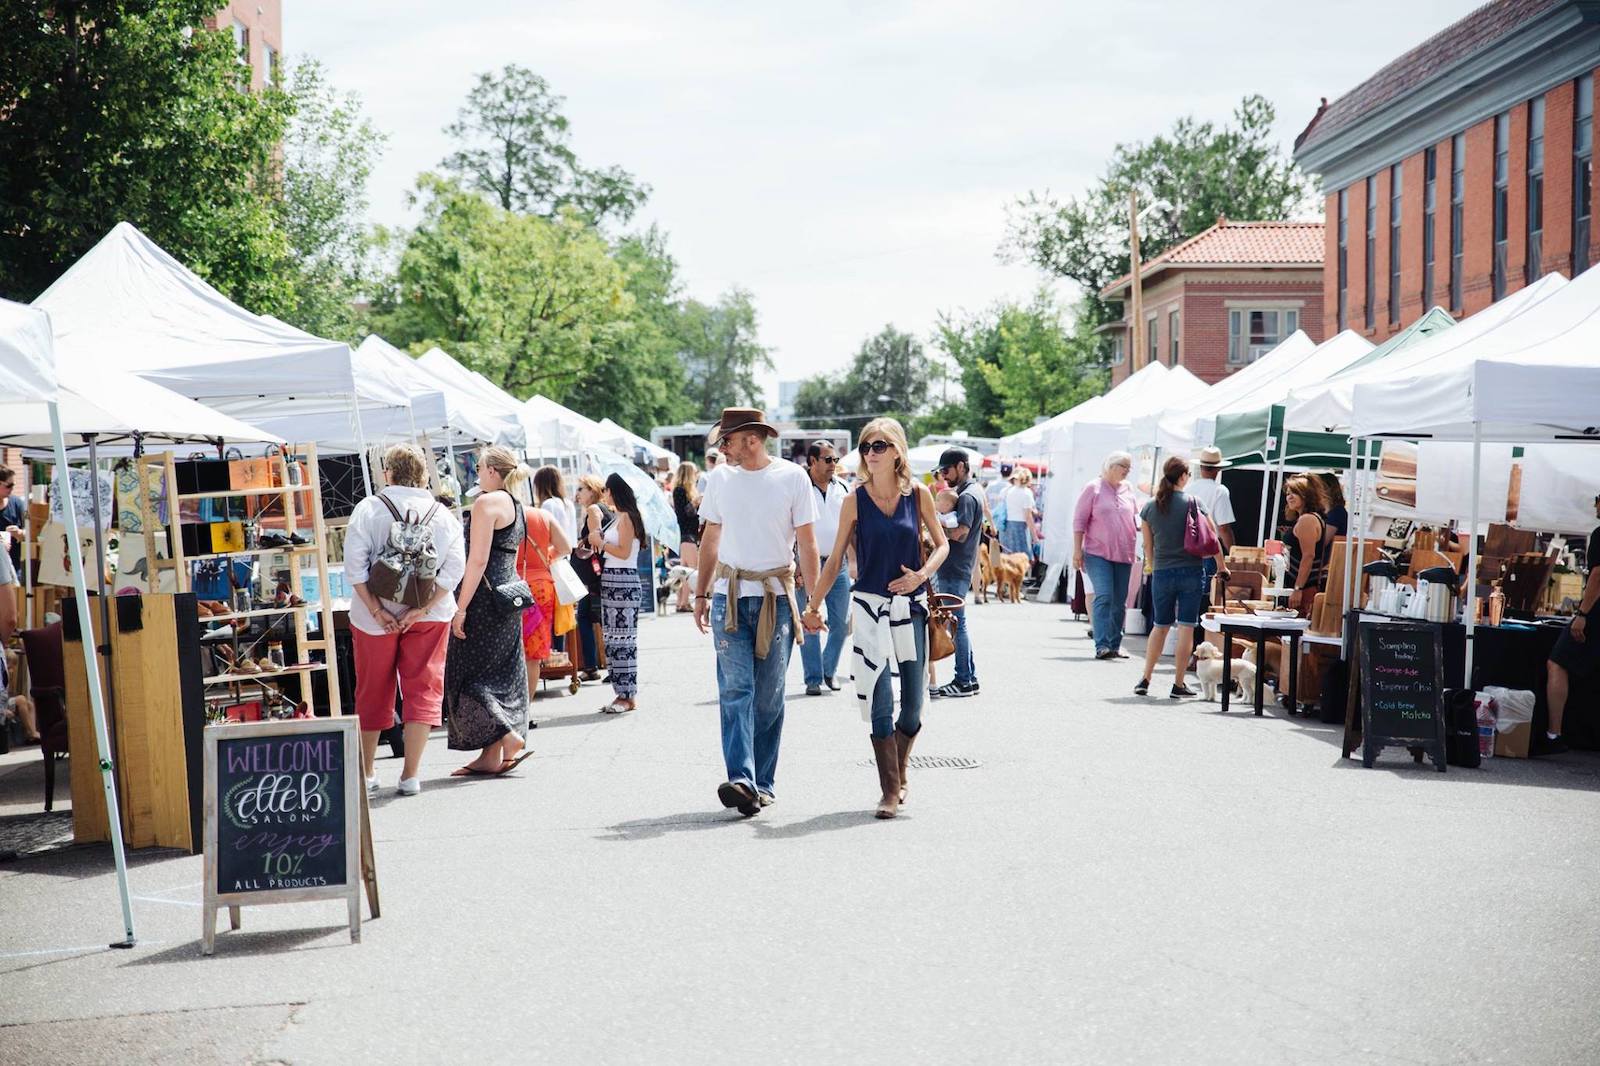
[894, 729, 917, 804]
[871, 736, 900, 819]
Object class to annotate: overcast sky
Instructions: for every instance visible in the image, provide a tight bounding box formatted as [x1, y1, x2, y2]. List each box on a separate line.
[286, 0, 1476, 406]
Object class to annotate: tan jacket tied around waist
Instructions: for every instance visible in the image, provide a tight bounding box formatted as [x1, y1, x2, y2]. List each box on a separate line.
[714, 562, 803, 659]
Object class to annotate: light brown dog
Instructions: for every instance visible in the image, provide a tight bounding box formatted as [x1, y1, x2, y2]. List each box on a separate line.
[989, 540, 1028, 603]
[972, 539, 994, 603]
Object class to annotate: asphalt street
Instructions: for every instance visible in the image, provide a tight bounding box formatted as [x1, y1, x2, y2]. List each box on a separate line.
[2, 598, 1599, 1065]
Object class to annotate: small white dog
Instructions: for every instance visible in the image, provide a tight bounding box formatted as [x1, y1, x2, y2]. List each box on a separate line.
[665, 565, 697, 593]
[1194, 642, 1258, 702]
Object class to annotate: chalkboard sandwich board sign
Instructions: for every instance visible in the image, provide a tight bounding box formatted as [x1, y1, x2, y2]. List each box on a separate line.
[1353, 620, 1447, 772]
[202, 717, 379, 955]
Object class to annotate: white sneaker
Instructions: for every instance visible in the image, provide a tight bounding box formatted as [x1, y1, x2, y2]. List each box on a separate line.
[396, 777, 421, 796]
[366, 775, 379, 794]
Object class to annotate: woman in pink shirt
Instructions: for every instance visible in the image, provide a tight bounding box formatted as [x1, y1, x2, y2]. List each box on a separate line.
[1072, 451, 1139, 660]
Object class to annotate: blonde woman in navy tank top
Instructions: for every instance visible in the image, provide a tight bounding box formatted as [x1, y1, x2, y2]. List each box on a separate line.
[806, 417, 947, 819]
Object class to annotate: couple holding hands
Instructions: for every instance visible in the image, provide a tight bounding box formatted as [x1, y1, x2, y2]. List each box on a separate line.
[692, 409, 948, 821]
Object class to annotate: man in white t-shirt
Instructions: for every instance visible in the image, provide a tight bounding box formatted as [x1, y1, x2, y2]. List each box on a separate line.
[796, 440, 851, 696]
[694, 408, 821, 816]
[1185, 446, 1236, 605]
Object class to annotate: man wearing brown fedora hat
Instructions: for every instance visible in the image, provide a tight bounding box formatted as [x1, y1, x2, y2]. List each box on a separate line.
[1188, 447, 1236, 607]
[694, 407, 822, 815]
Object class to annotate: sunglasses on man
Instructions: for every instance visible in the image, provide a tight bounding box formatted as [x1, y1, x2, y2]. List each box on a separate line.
[816, 456, 838, 465]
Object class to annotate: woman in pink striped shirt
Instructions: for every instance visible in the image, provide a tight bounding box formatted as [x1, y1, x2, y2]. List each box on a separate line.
[1072, 451, 1139, 660]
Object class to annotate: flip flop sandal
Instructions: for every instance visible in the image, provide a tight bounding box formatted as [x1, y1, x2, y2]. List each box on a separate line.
[496, 749, 534, 774]
[450, 764, 497, 777]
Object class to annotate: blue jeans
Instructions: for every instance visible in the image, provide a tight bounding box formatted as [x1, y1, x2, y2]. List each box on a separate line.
[1150, 566, 1204, 628]
[935, 573, 976, 685]
[797, 562, 851, 685]
[712, 594, 794, 797]
[1083, 553, 1132, 654]
[870, 615, 927, 739]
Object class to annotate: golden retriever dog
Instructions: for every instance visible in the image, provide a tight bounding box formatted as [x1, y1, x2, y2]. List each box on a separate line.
[989, 540, 1028, 603]
[972, 540, 994, 603]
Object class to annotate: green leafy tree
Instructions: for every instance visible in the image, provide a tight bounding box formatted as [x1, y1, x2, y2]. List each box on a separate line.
[934, 291, 1106, 436]
[441, 64, 649, 227]
[274, 59, 386, 342]
[792, 325, 931, 438]
[0, 1, 293, 308]
[1002, 94, 1310, 329]
[562, 228, 694, 432]
[677, 289, 774, 419]
[378, 175, 633, 400]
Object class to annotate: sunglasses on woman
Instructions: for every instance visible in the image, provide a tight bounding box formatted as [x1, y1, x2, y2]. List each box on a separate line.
[859, 440, 892, 455]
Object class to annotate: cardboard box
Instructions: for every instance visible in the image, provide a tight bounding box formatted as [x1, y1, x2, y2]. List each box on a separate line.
[1494, 719, 1531, 759]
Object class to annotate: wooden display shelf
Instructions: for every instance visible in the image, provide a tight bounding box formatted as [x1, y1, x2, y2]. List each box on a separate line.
[183, 544, 315, 563]
[178, 486, 312, 501]
[203, 662, 328, 686]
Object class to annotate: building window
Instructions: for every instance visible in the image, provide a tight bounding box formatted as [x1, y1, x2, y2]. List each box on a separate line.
[1228, 309, 1297, 365]
[1337, 188, 1348, 330]
[1111, 332, 1125, 366]
[1146, 314, 1158, 367]
[263, 43, 280, 85]
[232, 18, 250, 63]
[1527, 97, 1545, 283]
[1577, 74, 1594, 276]
[1450, 133, 1465, 309]
[1423, 147, 1437, 307]
[1493, 111, 1509, 300]
[1364, 175, 1376, 329]
[1168, 309, 1180, 366]
[1389, 163, 1402, 325]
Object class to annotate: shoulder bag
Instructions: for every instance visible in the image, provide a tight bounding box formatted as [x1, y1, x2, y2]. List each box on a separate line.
[524, 508, 588, 606]
[1184, 498, 1220, 559]
[479, 498, 533, 616]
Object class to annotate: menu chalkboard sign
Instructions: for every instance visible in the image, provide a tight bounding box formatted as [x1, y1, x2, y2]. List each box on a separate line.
[1356, 620, 1447, 771]
[202, 718, 379, 955]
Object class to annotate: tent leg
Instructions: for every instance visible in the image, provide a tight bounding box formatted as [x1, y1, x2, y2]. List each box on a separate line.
[1266, 445, 1288, 547]
[85, 435, 118, 727]
[1463, 423, 1482, 689]
[350, 393, 374, 498]
[51, 406, 136, 947]
[1341, 436, 1360, 652]
[1352, 438, 1370, 626]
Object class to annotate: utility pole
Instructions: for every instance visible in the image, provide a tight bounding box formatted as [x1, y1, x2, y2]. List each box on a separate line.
[1129, 188, 1144, 372]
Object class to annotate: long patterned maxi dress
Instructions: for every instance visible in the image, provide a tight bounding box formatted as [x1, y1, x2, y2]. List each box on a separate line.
[445, 497, 529, 750]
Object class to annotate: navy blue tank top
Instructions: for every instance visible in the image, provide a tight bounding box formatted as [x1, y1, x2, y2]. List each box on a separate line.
[854, 486, 921, 599]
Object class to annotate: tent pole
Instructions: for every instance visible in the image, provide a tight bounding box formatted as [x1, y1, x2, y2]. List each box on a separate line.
[1463, 422, 1482, 689]
[1341, 435, 1359, 635]
[1255, 422, 1276, 546]
[1266, 443, 1289, 548]
[1352, 436, 1370, 616]
[349, 393, 374, 498]
[51, 406, 136, 947]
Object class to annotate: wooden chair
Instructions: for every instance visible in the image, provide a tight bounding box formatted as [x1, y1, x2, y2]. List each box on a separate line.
[18, 622, 68, 812]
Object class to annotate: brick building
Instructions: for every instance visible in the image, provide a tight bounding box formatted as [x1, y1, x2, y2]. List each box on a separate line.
[1294, 0, 1600, 341]
[206, 1, 283, 91]
[1100, 220, 1326, 387]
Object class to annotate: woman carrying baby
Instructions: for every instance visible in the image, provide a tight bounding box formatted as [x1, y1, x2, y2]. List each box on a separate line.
[806, 417, 947, 819]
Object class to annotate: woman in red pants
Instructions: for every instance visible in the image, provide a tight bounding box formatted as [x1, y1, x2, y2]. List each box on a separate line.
[344, 444, 466, 796]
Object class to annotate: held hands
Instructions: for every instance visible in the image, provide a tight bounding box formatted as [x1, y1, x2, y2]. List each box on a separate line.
[802, 607, 826, 634]
[887, 565, 926, 596]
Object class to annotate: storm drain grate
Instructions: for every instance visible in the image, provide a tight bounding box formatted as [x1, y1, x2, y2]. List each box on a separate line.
[858, 755, 981, 770]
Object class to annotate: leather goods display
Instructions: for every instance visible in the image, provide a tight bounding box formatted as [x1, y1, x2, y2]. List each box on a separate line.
[229, 457, 274, 491]
[926, 592, 964, 662]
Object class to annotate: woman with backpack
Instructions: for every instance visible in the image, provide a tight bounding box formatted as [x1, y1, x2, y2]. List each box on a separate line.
[344, 444, 466, 797]
[518, 490, 573, 698]
[445, 446, 535, 776]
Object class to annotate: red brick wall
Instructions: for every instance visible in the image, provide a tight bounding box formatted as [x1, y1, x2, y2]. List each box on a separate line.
[1462, 118, 1496, 314]
[1544, 80, 1575, 277]
[1371, 166, 1392, 338]
[1178, 278, 1323, 384]
[1434, 135, 1455, 309]
[1505, 101, 1529, 295]
[205, 1, 283, 91]
[1346, 178, 1369, 332]
[1399, 151, 1426, 323]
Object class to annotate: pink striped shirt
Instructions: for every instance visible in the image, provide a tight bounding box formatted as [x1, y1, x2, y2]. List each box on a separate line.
[1072, 478, 1138, 564]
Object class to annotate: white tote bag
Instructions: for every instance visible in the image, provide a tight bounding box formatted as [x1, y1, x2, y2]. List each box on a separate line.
[550, 556, 588, 605]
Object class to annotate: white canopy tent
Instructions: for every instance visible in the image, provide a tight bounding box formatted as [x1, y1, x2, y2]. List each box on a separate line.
[353, 336, 521, 448]
[414, 348, 531, 449]
[0, 299, 135, 946]
[1346, 262, 1600, 687]
[596, 418, 678, 467]
[34, 223, 410, 492]
[521, 394, 612, 462]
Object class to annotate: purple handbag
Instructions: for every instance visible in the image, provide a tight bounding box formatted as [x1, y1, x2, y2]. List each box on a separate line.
[1184, 498, 1220, 559]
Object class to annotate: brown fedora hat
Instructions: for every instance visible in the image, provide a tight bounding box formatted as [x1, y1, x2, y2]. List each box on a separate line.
[714, 406, 778, 441]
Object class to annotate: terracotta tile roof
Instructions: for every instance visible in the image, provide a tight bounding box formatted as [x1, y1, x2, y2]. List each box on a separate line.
[1295, 0, 1563, 152]
[1100, 220, 1325, 298]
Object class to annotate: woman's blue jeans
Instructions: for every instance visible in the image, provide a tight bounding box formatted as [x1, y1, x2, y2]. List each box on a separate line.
[1083, 553, 1131, 654]
[869, 616, 927, 740]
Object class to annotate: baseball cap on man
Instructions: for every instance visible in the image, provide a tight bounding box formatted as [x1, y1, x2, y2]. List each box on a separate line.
[938, 447, 969, 471]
